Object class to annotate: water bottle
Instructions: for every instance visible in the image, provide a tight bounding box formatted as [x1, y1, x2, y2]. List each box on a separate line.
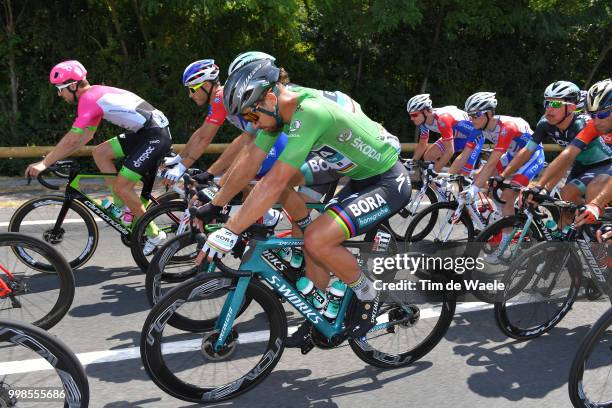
[372, 230, 392, 253]
[101, 198, 123, 219]
[296, 277, 328, 310]
[323, 280, 347, 320]
[544, 219, 561, 239]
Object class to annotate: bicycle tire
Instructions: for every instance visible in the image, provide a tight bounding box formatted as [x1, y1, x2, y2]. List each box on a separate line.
[141, 274, 286, 403]
[0, 233, 75, 329]
[349, 274, 456, 368]
[8, 196, 99, 271]
[494, 241, 581, 340]
[568, 307, 612, 408]
[467, 214, 545, 303]
[0, 319, 89, 407]
[404, 201, 475, 247]
[388, 185, 438, 241]
[152, 190, 182, 205]
[131, 200, 189, 272]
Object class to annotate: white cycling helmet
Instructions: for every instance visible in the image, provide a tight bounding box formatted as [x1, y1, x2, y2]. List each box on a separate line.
[544, 81, 580, 103]
[587, 78, 612, 112]
[228, 51, 276, 76]
[465, 92, 497, 114]
[406, 94, 432, 113]
[182, 59, 219, 87]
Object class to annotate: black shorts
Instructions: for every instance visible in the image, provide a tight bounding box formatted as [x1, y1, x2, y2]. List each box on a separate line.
[324, 161, 412, 238]
[568, 160, 612, 194]
[110, 127, 172, 182]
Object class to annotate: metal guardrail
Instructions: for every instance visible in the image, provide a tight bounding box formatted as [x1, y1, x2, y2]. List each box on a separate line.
[0, 143, 563, 159]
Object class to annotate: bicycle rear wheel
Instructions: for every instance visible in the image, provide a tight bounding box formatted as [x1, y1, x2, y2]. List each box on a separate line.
[349, 271, 456, 368]
[568, 307, 612, 408]
[387, 185, 437, 241]
[404, 201, 474, 249]
[141, 275, 286, 403]
[0, 319, 89, 407]
[0, 233, 75, 329]
[494, 241, 580, 340]
[8, 196, 98, 271]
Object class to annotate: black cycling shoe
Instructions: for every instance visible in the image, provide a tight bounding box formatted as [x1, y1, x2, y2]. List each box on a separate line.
[348, 293, 381, 339]
[285, 321, 313, 348]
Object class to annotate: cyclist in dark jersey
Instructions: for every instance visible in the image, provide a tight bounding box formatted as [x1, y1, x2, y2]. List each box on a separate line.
[529, 79, 612, 215]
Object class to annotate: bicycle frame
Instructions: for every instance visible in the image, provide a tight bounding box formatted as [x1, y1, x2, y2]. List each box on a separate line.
[0, 264, 15, 298]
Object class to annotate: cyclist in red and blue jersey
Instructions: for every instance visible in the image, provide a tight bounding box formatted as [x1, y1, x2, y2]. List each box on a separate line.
[407, 94, 484, 172]
[460, 92, 545, 220]
[25, 60, 172, 233]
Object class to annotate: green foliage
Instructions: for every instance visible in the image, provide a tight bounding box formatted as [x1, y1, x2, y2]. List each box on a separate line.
[0, 0, 610, 175]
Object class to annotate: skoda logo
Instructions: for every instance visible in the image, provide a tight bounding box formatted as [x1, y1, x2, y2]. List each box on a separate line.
[290, 120, 302, 132]
[337, 129, 353, 143]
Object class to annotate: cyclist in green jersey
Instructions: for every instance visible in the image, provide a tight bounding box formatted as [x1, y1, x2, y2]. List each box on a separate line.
[195, 59, 411, 344]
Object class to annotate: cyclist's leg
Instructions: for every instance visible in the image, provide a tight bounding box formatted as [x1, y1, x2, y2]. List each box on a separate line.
[114, 127, 172, 219]
[586, 173, 611, 202]
[93, 137, 126, 207]
[563, 162, 610, 225]
[423, 139, 444, 162]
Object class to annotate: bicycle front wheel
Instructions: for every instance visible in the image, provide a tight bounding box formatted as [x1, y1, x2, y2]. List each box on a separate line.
[569, 307, 612, 408]
[8, 196, 98, 271]
[141, 274, 286, 403]
[404, 201, 474, 248]
[0, 319, 89, 407]
[0, 233, 75, 329]
[494, 241, 581, 340]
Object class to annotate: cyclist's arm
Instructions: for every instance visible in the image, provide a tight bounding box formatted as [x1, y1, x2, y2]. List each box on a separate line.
[501, 144, 534, 178]
[448, 146, 472, 175]
[537, 145, 581, 190]
[474, 150, 504, 188]
[210, 143, 267, 207]
[435, 139, 454, 171]
[225, 161, 300, 233]
[45, 128, 95, 166]
[179, 121, 221, 168]
[412, 137, 428, 161]
[208, 132, 251, 176]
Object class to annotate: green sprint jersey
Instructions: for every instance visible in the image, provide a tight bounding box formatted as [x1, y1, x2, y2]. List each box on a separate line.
[255, 90, 398, 180]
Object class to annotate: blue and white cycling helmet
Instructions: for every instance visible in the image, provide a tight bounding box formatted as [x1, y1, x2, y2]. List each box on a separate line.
[182, 59, 220, 87]
[228, 51, 276, 76]
[587, 78, 612, 112]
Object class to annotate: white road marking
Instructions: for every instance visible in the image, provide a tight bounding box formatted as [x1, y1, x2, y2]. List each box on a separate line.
[0, 302, 493, 375]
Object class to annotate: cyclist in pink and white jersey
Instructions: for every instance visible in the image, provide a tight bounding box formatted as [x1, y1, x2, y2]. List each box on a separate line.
[407, 94, 483, 172]
[26, 60, 172, 229]
[461, 92, 544, 218]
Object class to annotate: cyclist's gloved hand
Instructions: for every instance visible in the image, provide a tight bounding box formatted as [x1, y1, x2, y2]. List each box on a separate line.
[193, 171, 214, 185]
[489, 175, 505, 189]
[575, 203, 602, 227]
[194, 202, 223, 223]
[596, 225, 612, 243]
[519, 186, 547, 208]
[197, 227, 239, 263]
[462, 184, 479, 202]
[196, 185, 218, 204]
[164, 162, 187, 183]
[164, 154, 182, 167]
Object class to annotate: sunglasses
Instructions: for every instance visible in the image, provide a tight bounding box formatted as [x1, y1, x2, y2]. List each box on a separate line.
[188, 82, 205, 94]
[56, 81, 76, 93]
[468, 111, 487, 119]
[589, 109, 612, 120]
[409, 112, 422, 118]
[241, 111, 261, 123]
[543, 100, 571, 109]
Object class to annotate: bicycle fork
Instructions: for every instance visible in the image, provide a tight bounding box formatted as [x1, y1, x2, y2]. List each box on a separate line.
[213, 276, 252, 352]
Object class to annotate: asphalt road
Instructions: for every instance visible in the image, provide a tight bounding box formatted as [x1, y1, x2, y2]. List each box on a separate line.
[0, 186, 610, 408]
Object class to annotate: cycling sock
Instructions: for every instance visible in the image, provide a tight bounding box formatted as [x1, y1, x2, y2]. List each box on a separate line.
[111, 188, 124, 208]
[348, 273, 377, 301]
[145, 221, 160, 238]
[295, 215, 312, 232]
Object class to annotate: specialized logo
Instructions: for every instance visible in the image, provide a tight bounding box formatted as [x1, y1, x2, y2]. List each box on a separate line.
[395, 173, 408, 193]
[264, 275, 322, 324]
[289, 120, 302, 132]
[261, 250, 287, 272]
[348, 194, 387, 217]
[337, 129, 353, 143]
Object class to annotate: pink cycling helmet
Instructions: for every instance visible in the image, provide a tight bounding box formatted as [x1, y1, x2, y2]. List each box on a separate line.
[49, 60, 87, 85]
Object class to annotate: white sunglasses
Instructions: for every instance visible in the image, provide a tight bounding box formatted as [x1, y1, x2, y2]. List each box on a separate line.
[56, 81, 77, 92]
